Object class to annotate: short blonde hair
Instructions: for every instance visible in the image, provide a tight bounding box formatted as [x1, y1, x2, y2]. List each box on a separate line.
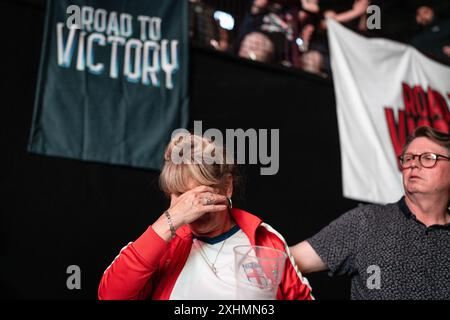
[159, 133, 239, 195]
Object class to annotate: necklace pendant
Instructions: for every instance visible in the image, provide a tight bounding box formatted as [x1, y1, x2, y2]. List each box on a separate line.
[212, 266, 218, 275]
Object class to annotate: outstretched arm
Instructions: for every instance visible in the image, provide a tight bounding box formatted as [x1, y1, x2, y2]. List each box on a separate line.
[289, 240, 327, 274]
[333, 0, 369, 23]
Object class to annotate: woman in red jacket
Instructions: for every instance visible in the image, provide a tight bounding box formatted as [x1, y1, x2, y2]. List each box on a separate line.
[98, 133, 313, 300]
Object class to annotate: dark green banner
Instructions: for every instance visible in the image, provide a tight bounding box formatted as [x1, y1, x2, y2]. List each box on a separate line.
[28, 0, 189, 170]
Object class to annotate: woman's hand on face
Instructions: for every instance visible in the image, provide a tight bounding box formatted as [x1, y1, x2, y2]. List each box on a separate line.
[168, 185, 228, 227]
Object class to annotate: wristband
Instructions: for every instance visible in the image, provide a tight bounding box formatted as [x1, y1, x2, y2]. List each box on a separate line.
[164, 210, 176, 238]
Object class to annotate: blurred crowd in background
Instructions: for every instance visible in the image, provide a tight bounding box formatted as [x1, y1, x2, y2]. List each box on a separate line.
[189, 0, 450, 77]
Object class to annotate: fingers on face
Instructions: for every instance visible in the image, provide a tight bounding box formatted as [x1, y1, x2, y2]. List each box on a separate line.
[198, 204, 228, 214]
[190, 193, 215, 206]
[202, 193, 227, 206]
[182, 186, 224, 207]
[192, 185, 219, 194]
[212, 194, 228, 205]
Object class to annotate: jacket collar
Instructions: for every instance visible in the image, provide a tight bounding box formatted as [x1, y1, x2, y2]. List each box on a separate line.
[230, 208, 262, 245]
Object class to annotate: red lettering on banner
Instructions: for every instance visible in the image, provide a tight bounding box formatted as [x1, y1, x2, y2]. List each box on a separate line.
[402, 83, 417, 134]
[413, 86, 431, 127]
[403, 83, 415, 116]
[384, 83, 450, 171]
[427, 87, 449, 132]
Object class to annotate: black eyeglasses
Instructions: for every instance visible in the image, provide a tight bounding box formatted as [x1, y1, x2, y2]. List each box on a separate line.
[398, 152, 450, 169]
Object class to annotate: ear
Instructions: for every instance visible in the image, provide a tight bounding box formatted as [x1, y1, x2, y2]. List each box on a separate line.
[224, 174, 233, 198]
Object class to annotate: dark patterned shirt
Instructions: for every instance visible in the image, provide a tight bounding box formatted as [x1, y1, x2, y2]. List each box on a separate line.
[308, 197, 450, 300]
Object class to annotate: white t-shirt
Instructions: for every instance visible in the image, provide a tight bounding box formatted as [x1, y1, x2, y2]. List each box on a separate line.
[170, 225, 251, 300]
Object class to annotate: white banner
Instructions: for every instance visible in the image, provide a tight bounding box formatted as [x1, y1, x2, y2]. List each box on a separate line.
[328, 19, 450, 204]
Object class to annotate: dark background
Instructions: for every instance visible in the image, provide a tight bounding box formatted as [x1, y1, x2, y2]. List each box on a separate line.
[3, 0, 439, 300]
[201, 0, 450, 45]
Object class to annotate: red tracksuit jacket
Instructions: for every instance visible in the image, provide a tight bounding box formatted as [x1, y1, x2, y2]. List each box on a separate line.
[98, 208, 313, 300]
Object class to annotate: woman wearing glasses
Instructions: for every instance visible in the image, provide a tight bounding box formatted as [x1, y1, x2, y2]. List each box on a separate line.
[98, 132, 313, 300]
[290, 126, 450, 300]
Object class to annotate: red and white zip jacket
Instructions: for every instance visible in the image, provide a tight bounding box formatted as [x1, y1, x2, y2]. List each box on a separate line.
[98, 208, 313, 300]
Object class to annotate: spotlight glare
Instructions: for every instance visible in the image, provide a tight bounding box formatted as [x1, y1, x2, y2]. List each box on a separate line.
[214, 11, 234, 30]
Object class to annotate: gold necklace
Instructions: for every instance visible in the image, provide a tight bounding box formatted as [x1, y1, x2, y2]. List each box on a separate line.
[197, 239, 227, 276]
